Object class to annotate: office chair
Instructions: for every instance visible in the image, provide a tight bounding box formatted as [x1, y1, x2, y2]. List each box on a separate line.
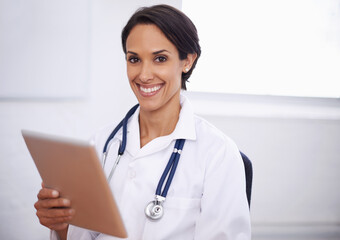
[240, 152, 253, 208]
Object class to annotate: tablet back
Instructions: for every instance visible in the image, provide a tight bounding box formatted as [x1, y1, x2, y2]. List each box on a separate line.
[22, 130, 127, 238]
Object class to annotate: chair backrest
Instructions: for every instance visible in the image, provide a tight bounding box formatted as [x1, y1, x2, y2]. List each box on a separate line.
[240, 152, 253, 208]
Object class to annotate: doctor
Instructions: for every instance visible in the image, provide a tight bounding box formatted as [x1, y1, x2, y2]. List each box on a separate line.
[34, 4, 251, 240]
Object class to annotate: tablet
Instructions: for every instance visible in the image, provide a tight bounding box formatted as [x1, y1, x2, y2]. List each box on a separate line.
[22, 129, 127, 238]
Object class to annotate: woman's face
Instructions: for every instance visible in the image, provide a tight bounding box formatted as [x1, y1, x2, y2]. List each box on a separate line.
[125, 24, 188, 113]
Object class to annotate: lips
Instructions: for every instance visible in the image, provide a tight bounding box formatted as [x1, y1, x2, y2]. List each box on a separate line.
[137, 83, 163, 97]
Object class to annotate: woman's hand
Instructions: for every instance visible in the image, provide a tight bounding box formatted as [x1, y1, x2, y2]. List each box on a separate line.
[34, 183, 75, 239]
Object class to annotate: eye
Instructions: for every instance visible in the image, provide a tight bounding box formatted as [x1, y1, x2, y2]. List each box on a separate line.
[128, 56, 140, 64]
[155, 56, 167, 63]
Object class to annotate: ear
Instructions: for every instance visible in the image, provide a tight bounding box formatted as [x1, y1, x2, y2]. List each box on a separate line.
[183, 53, 198, 73]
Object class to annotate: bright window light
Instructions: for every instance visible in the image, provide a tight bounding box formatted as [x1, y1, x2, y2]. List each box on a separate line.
[182, 0, 340, 98]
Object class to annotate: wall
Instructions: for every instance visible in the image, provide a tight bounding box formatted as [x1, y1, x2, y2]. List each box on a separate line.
[185, 91, 340, 240]
[0, 0, 181, 239]
[1, 1, 339, 239]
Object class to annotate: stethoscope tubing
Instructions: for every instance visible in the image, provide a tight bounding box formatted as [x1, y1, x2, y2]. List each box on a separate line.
[156, 139, 185, 197]
[103, 104, 139, 182]
[103, 104, 139, 154]
[102, 104, 186, 220]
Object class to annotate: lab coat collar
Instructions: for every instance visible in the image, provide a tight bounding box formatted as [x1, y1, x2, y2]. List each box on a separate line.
[125, 94, 196, 158]
[171, 94, 196, 141]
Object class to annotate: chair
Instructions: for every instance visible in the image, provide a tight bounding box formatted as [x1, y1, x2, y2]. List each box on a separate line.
[240, 152, 253, 208]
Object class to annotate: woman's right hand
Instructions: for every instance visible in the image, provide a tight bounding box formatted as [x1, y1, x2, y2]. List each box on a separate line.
[34, 183, 75, 238]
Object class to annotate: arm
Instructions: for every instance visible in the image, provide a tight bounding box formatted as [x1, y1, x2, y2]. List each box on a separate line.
[194, 140, 251, 240]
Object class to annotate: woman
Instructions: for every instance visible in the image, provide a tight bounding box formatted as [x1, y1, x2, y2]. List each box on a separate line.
[34, 4, 251, 240]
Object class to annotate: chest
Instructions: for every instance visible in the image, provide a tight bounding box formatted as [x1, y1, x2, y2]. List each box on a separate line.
[101, 139, 205, 239]
[104, 139, 205, 199]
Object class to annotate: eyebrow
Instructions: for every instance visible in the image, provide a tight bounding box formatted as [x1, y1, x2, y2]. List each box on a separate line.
[126, 49, 171, 55]
[127, 51, 138, 55]
[152, 49, 170, 55]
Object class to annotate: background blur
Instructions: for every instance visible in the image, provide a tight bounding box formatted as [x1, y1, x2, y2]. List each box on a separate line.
[1, 0, 339, 239]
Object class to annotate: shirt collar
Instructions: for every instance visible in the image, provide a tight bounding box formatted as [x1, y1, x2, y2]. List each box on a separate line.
[124, 94, 197, 157]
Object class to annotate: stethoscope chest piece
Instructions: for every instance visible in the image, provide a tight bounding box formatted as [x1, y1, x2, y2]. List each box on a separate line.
[145, 195, 165, 220]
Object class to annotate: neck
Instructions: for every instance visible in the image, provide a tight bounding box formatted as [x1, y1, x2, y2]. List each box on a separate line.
[139, 94, 181, 148]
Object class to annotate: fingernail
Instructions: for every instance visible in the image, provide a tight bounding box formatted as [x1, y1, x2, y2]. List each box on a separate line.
[51, 190, 58, 197]
[63, 199, 70, 205]
[69, 209, 75, 215]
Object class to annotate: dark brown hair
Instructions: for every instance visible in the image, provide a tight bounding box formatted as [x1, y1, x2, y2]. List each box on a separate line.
[121, 4, 201, 90]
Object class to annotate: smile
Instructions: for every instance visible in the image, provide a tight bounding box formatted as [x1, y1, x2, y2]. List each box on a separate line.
[138, 84, 163, 97]
[140, 85, 162, 93]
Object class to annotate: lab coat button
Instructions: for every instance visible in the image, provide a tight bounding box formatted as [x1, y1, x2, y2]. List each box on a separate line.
[129, 162, 135, 167]
[129, 170, 136, 179]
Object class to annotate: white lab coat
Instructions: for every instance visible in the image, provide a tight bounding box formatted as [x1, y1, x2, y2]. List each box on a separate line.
[51, 95, 251, 240]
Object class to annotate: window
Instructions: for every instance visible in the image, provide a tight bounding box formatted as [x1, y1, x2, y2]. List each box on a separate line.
[182, 0, 340, 98]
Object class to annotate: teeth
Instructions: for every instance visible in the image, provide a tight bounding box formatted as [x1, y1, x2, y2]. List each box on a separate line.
[140, 85, 161, 93]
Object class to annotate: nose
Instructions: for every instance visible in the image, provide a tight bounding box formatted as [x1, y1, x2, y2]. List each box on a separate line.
[139, 62, 153, 83]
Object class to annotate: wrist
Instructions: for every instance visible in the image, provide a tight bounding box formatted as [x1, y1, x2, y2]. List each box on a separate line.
[56, 225, 69, 240]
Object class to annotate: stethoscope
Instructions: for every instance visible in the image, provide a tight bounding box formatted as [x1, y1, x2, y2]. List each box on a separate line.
[102, 104, 186, 221]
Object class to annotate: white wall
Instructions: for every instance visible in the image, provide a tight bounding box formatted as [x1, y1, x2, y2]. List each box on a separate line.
[1, 1, 339, 239]
[185, 92, 340, 240]
[0, 0, 181, 239]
